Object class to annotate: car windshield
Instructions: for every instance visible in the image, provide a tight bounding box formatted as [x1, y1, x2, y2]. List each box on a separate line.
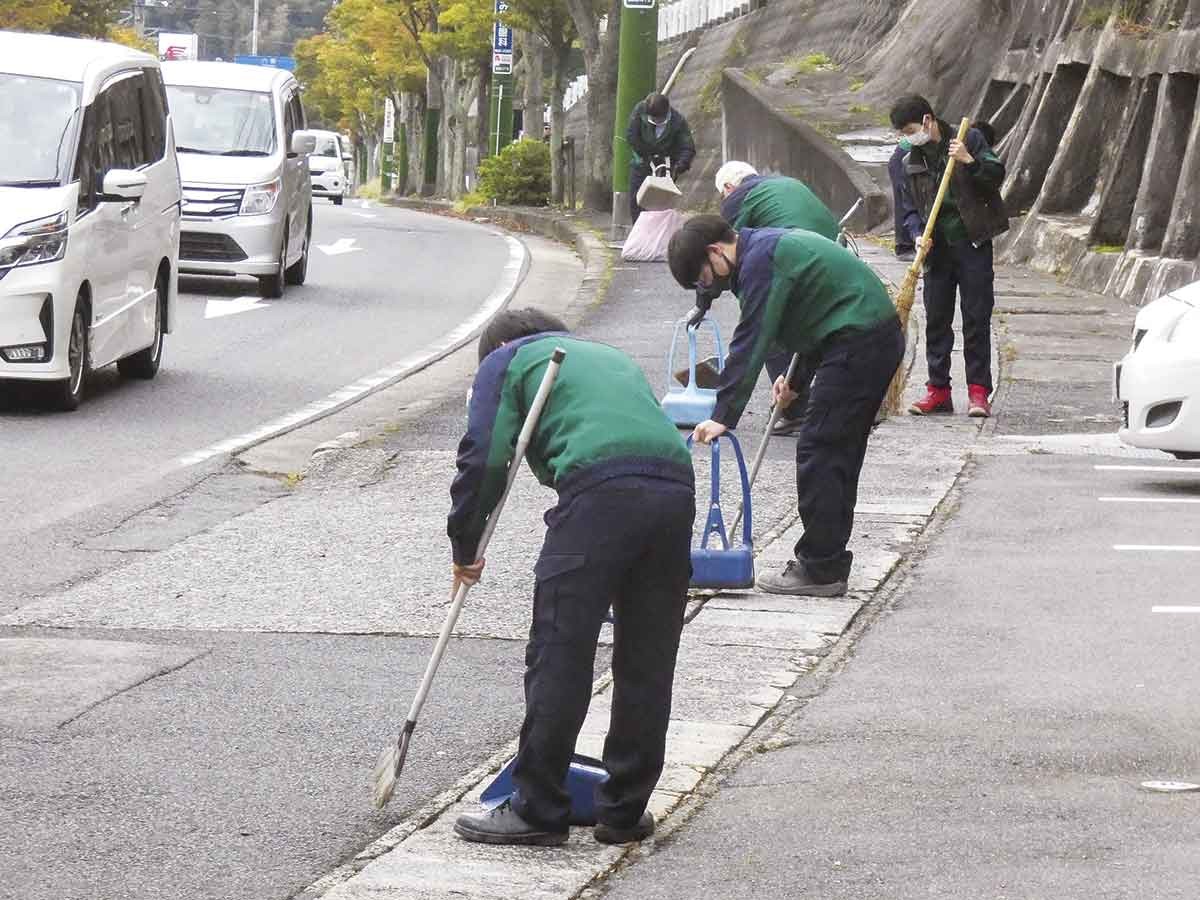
[0, 73, 82, 186]
[165, 85, 276, 155]
[314, 135, 339, 158]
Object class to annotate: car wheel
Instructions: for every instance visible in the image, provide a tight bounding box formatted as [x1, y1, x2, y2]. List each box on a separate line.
[259, 231, 287, 299]
[118, 276, 165, 380]
[1170, 451, 1200, 460]
[50, 295, 89, 411]
[285, 213, 310, 286]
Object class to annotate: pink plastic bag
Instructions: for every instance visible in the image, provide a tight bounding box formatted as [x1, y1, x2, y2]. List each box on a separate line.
[621, 209, 684, 262]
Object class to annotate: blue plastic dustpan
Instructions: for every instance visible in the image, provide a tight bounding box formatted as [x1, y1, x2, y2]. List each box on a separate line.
[687, 433, 755, 589]
[480, 753, 609, 826]
[661, 317, 725, 428]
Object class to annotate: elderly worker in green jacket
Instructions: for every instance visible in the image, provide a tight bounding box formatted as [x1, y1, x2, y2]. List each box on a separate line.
[625, 92, 695, 225]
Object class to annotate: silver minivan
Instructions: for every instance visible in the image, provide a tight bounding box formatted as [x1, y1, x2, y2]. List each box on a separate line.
[0, 31, 181, 410]
[162, 61, 315, 298]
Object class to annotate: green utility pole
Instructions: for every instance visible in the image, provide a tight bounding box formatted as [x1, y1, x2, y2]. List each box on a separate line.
[486, 0, 515, 157]
[381, 97, 395, 193]
[611, 0, 659, 226]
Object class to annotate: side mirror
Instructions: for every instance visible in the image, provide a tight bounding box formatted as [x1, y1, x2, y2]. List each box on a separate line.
[100, 169, 147, 202]
[289, 130, 317, 158]
[342, 152, 353, 162]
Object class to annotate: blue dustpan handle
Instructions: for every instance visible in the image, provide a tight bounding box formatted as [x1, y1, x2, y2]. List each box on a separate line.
[719, 432, 753, 549]
[665, 318, 685, 391]
[685, 435, 730, 551]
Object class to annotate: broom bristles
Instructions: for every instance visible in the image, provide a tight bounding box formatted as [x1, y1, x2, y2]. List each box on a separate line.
[885, 265, 922, 415]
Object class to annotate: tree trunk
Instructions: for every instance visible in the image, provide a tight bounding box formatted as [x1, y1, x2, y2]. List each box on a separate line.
[522, 33, 545, 136]
[549, 41, 569, 206]
[565, 0, 622, 210]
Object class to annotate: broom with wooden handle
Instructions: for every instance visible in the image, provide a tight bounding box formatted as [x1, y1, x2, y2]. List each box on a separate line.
[885, 116, 971, 415]
[371, 347, 567, 809]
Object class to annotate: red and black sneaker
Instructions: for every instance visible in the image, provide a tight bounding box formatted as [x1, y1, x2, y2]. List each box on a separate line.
[968, 384, 992, 418]
[909, 384, 953, 416]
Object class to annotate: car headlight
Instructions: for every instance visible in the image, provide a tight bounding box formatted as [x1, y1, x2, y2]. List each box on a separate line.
[0, 211, 69, 272]
[240, 179, 282, 216]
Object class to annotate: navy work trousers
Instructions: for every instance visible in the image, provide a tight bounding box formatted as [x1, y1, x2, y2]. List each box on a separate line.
[510, 475, 695, 831]
[793, 317, 905, 583]
[922, 239, 996, 391]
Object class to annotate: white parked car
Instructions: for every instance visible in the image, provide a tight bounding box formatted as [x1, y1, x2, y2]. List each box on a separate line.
[162, 61, 316, 298]
[0, 31, 181, 410]
[1115, 279, 1200, 460]
[309, 130, 350, 205]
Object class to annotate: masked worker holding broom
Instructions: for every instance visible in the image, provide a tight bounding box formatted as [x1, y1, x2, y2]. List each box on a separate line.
[447, 308, 696, 847]
[890, 95, 1008, 417]
[668, 217, 903, 597]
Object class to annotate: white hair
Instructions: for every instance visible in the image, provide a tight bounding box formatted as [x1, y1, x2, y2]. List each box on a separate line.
[714, 160, 758, 194]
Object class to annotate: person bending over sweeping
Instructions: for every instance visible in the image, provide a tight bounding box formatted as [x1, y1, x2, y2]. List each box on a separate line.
[668, 216, 903, 598]
[712, 160, 842, 437]
[448, 308, 696, 847]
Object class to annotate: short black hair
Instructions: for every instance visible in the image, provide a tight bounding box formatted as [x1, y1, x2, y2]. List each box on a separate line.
[971, 119, 997, 146]
[646, 92, 670, 119]
[889, 94, 935, 130]
[477, 308, 568, 361]
[667, 214, 736, 289]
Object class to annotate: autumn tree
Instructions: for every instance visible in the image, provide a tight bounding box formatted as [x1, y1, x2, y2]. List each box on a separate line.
[0, 0, 69, 31]
[564, 0, 621, 208]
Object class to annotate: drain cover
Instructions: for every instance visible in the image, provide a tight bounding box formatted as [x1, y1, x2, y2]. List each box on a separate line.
[1141, 781, 1200, 793]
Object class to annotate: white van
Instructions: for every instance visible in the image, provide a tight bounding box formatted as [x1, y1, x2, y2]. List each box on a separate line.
[309, 130, 350, 205]
[0, 32, 181, 410]
[162, 61, 315, 298]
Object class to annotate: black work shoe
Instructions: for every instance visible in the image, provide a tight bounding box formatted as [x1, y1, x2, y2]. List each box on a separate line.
[454, 800, 568, 846]
[770, 415, 805, 437]
[594, 812, 655, 844]
[756, 560, 847, 597]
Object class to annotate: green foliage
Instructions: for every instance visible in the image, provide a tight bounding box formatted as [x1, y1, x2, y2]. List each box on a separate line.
[697, 71, 723, 120]
[0, 0, 69, 31]
[848, 103, 870, 114]
[788, 52, 836, 75]
[54, 0, 125, 38]
[106, 24, 155, 53]
[477, 138, 550, 206]
[849, 79, 866, 92]
[1091, 243, 1125, 254]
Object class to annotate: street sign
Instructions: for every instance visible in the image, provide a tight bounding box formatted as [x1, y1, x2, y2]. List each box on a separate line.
[492, 20, 513, 53]
[383, 98, 395, 145]
[623, 0, 655, 7]
[492, 51, 513, 76]
[157, 32, 198, 61]
[233, 54, 296, 71]
[492, 0, 512, 73]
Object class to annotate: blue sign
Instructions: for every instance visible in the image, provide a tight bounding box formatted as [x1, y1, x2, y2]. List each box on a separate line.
[234, 55, 296, 71]
[492, 20, 512, 53]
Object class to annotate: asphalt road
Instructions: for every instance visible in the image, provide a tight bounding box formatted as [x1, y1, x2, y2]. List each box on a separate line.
[0, 201, 522, 605]
[599, 451, 1200, 899]
[0, 200, 518, 532]
[0, 201, 552, 900]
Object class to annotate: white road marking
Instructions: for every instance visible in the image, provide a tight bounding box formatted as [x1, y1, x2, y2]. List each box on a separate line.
[1152, 607, 1200, 614]
[317, 237, 362, 256]
[204, 296, 270, 319]
[351, 212, 378, 220]
[1095, 465, 1200, 473]
[175, 231, 528, 469]
[1114, 544, 1200, 552]
[1099, 496, 1200, 504]
[360, 199, 373, 209]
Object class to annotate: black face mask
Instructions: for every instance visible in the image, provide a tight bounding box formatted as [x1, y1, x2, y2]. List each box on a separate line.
[705, 251, 736, 296]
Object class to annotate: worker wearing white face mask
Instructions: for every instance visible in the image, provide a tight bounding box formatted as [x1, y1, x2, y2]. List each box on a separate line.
[889, 94, 1009, 419]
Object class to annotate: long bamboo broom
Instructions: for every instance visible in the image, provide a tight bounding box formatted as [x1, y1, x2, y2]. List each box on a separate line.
[885, 116, 971, 414]
[371, 347, 567, 809]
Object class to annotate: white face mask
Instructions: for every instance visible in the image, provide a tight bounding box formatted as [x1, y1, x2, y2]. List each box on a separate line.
[906, 126, 932, 147]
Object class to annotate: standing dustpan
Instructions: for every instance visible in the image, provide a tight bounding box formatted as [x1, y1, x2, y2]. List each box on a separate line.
[480, 754, 609, 826]
[661, 317, 726, 428]
[689, 433, 755, 589]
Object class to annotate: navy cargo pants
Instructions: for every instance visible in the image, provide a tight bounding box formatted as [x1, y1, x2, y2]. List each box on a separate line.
[793, 317, 905, 583]
[510, 474, 695, 831]
[923, 238, 996, 391]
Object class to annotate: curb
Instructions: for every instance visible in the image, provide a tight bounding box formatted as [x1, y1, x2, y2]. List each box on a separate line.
[385, 197, 613, 330]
